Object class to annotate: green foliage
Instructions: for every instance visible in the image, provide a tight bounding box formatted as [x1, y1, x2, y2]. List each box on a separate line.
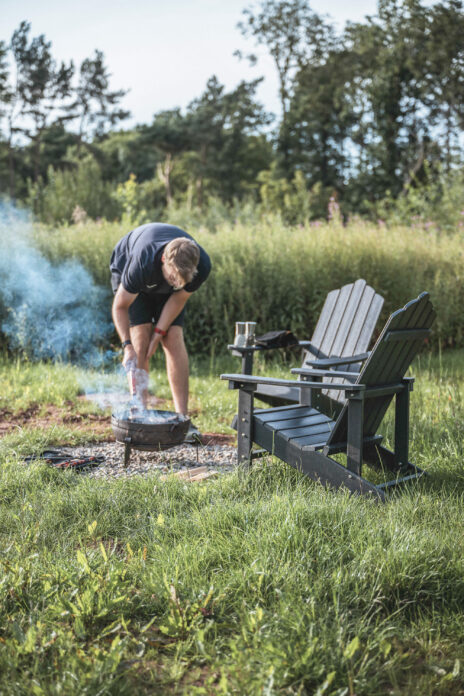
[27, 157, 120, 224]
[32, 217, 126, 286]
[1, 352, 464, 693]
[0, 359, 82, 411]
[3, 2, 464, 215]
[98, 129, 161, 184]
[113, 173, 148, 227]
[1, 21, 128, 200]
[374, 164, 464, 232]
[188, 218, 464, 353]
[258, 164, 330, 222]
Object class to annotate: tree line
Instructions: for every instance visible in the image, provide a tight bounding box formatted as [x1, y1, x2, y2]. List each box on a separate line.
[1, 0, 463, 225]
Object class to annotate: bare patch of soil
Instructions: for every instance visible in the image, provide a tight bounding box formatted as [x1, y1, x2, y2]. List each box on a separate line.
[199, 432, 235, 446]
[0, 395, 235, 446]
[0, 404, 113, 438]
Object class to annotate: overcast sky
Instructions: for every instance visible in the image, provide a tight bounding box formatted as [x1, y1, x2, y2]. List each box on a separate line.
[2, 0, 380, 128]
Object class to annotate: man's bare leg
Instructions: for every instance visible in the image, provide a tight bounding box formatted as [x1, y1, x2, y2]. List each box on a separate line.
[162, 326, 189, 415]
[129, 323, 152, 407]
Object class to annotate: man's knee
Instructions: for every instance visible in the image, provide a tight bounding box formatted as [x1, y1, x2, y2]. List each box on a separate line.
[130, 324, 152, 360]
[162, 326, 185, 353]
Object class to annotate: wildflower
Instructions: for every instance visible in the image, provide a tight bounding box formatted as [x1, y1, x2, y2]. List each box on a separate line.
[328, 196, 341, 222]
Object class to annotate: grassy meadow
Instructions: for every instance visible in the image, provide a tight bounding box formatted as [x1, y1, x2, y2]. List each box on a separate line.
[31, 216, 464, 353]
[0, 346, 464, 695]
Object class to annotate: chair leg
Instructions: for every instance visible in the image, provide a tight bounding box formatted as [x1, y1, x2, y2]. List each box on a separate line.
[346, 392, 364, 476]
[237, 387, 254, 470]
[395, 381, 411, 468]
[241, 351, 254, 375]
[299, 373, 320, 407]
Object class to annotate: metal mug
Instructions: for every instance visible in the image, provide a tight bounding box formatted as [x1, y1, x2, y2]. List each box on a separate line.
[245, 322, 256, 347]
[234, 322, 247, 348]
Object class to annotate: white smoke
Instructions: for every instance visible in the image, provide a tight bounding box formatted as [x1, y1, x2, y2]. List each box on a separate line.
[0, 204, 182, 422]
[0, 203, 113, 363]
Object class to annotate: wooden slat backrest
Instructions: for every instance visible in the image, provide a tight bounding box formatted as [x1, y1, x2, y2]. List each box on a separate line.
[328, 293, 436, 445]
[306, 279, 384, 404]
[309, 287, 341, 359]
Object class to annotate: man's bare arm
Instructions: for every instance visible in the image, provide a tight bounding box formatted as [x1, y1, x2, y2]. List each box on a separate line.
[147, 290, 191, 358]
[112, 285, 138, 365]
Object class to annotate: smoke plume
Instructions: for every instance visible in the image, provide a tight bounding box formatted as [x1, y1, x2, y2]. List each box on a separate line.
[0, 204, 113, 364]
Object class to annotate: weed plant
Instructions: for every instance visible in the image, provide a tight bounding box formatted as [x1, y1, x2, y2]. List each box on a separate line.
[0, 351, 463, 694]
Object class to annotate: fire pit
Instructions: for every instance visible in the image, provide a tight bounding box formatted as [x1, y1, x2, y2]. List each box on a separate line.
[111, 409, 190, 467]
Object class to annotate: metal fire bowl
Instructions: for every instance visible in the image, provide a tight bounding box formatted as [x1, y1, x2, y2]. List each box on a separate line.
[111, 409, 190, 451]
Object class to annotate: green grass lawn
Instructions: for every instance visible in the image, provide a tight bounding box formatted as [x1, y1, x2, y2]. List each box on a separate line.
[0, 349, 463, 695]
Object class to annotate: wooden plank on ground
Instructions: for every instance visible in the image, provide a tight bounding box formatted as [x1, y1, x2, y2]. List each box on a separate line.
[188, 470, 219, 482]
[161, 466, 207, 481]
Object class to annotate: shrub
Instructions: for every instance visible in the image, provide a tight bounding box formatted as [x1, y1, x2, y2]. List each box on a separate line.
[373, 164, 464, 233]
[27, 158, 120, 224]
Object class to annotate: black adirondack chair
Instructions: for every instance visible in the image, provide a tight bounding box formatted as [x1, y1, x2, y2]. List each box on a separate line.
[221, 293, 435, 502]
[229, 279, 384, 416]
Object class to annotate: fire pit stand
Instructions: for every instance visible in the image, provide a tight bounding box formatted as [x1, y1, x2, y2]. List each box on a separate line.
[111, 410, 191, 467]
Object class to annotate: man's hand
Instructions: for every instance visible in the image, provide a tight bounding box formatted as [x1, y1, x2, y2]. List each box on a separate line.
[112, 285, 138, 369]
[122, 343, 137, 369]
[147, 331, 163, 360]
[146, 290, 191, 360]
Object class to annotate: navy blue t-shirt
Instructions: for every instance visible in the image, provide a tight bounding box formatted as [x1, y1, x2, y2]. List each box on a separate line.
[110, 223, 211, 295]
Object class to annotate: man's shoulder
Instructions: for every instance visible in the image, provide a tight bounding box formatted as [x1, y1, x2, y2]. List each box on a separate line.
[134, 222, 191, 243]
[198, 246, 212, 273]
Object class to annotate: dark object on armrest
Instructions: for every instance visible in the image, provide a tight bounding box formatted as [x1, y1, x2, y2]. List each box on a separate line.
[255, 330, 299, 349]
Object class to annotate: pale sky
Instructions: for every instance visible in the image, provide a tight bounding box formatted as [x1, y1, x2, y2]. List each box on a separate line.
[1, 0, 381, 128]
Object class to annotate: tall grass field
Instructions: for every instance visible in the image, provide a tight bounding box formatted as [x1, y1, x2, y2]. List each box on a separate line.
[30, 216, 464, 354]
[0, 346, 464, 695]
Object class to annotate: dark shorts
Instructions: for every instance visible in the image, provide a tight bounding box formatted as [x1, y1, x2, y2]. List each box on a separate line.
[111, 274, 186, 328]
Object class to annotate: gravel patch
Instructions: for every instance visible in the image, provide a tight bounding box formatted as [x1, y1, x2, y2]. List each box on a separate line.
[46, 441, 238, 480]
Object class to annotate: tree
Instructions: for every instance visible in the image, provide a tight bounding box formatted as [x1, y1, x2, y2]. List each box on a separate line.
[287, 47, 357, 192]
[0, 24, 130, 198]
[0, 40, 12, 194]
[65, 49, 130, 153]
[142, 109, 190, 205]
[236, 0, 334, 172]
[98, 128, 160, 184]
[340, 1, 429, 197]
[0, 40, 9, 117]
[186, 76, 272, 204]
[419, 0, 464, 169]
[9, 21, 74, 185]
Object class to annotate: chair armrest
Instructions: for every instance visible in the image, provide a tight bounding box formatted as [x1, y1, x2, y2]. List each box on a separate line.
[227, 344, 263, 354]
[292, 368, 360, 380]
[220, 373, 365, 392]
[227, 344, 292, 354]
[227, 341, 302, 355]
[303, 352, 370, 367]
[298, 341, 325, 357]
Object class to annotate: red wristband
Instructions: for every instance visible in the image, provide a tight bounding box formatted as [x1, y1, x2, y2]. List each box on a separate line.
[154, 327, 167, 337]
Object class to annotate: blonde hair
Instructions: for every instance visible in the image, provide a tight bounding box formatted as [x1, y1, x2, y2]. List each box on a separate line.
[164, 238, 200, 286]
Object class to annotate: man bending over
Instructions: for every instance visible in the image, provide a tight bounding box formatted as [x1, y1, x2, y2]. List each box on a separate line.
[110, 222, 211, 417]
